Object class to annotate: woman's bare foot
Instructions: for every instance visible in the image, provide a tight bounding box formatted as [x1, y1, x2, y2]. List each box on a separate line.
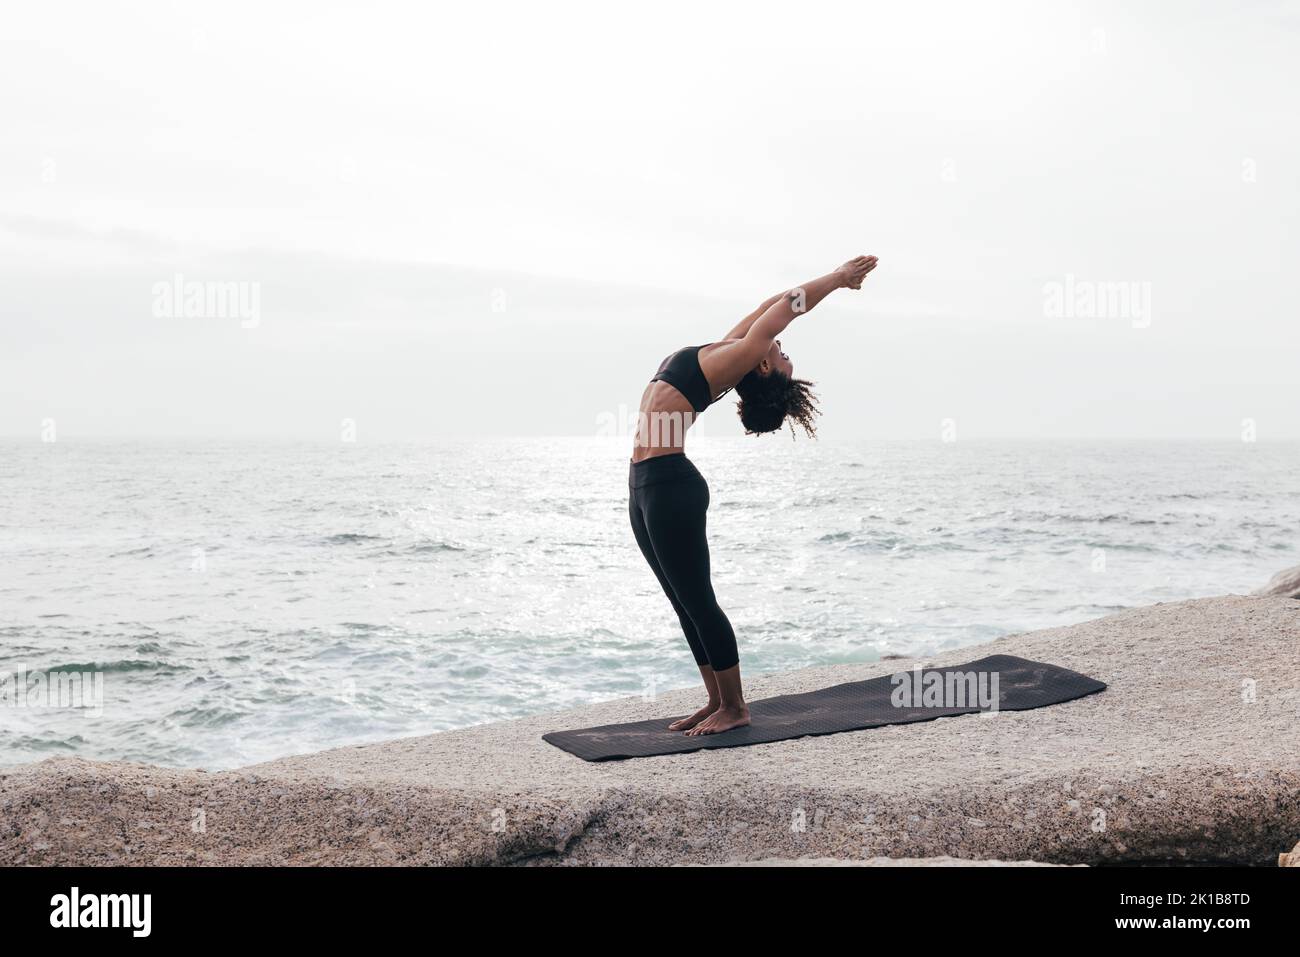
[684, 704, 750, 736]
[668, 702, 719, 732]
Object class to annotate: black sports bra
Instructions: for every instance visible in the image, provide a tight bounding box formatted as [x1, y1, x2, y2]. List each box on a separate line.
[650, 344, 728, 414]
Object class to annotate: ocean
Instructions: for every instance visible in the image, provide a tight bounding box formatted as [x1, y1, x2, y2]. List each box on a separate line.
[2, 438, 1296, 770]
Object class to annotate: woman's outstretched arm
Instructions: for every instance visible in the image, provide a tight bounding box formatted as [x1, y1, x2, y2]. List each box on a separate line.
[722, 292, 784, 341]
[705, 255, 877, 385]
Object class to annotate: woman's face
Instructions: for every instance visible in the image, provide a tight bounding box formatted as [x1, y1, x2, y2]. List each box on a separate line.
[764, 338, 793, 377]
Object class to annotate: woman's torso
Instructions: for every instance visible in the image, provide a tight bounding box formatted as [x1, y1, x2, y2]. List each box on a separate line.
[631, 342, 730, 463]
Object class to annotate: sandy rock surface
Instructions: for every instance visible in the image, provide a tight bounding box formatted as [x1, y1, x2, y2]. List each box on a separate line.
[3, 596, 1298, 866]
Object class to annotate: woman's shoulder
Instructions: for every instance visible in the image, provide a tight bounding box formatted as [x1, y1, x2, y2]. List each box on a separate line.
[696, 339, 740, 359]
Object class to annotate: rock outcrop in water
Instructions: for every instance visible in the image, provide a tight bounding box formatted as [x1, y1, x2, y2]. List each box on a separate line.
[1253, 563, 1300, 600]
[2, 595, 1298, 866]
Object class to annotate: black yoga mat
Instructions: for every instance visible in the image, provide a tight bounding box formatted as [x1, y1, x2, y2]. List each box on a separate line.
[543, 654, 1105, 761]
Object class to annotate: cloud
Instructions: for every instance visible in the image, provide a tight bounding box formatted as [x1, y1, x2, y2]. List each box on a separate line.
[2, 1, 1298, 438]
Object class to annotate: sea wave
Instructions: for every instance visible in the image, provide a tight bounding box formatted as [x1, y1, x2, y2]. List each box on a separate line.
[3, 437, 1296, 770]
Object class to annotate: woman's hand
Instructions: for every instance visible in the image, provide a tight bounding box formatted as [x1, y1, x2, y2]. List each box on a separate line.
[837, 255, 879, 289]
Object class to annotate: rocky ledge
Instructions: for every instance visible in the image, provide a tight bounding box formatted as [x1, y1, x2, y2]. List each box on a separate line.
[2, 596, 1298, 866]
[1253, 563, 1300, 600]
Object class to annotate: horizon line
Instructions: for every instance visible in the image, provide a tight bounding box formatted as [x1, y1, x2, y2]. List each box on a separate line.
[3, 434, 1297, 444]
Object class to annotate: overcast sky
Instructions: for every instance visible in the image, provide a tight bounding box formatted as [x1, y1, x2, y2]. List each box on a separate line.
[2, 0, 1297, 440]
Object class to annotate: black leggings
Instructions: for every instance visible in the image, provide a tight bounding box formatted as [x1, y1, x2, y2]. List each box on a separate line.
[628, 453, 739, 671]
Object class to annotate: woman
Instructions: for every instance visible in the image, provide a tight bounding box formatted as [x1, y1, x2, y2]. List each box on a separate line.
[629, 254, 879, 736]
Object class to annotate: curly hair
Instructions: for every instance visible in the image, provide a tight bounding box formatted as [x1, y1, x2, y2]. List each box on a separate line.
[734, 369, 821, 439]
